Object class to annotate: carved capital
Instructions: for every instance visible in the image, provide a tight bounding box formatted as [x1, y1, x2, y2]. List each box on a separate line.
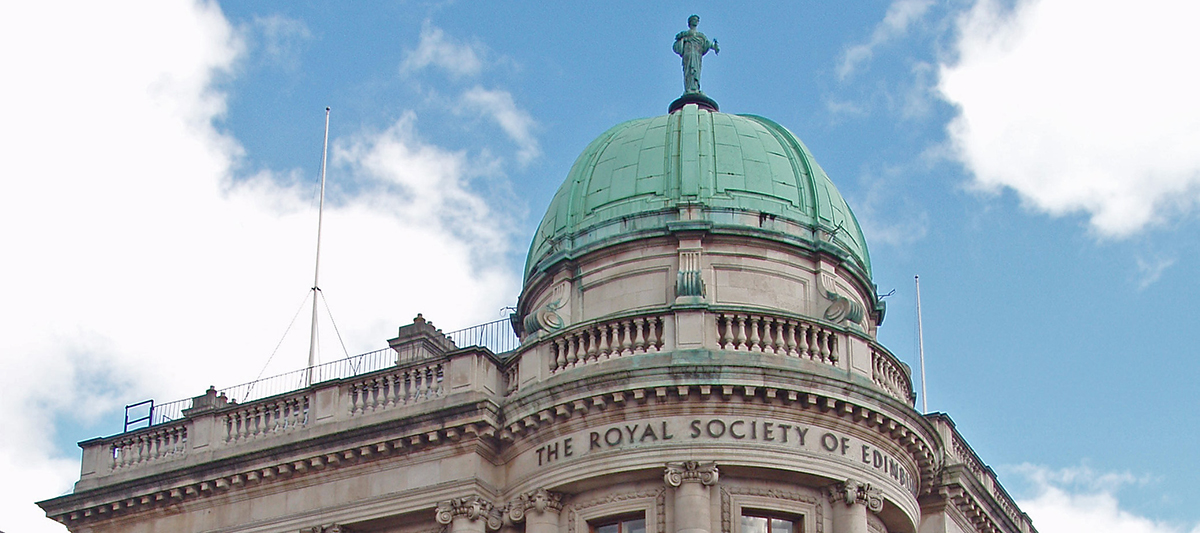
[302, 525, 350, 533]
[827, 479, 883, 513]
[508, 488, 565, 522]
[436, 496, 504, 530]
[664, 461, 719, 487]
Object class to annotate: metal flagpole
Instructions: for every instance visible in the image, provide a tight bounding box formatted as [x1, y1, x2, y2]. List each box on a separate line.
[307, 107, 331, 387]
[916, 275, 928, 413]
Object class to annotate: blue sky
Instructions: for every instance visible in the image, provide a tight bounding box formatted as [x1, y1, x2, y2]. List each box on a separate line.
[3, 1, 1199, 532]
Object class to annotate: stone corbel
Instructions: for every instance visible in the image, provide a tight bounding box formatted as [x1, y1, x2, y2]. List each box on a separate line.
[507, 488, 564, 523]
[675, 250, 706, 299]
[437, 496, 505, 531]
[827, 479, 883, 513]
[817, 270, 864, 325]
[524, 281, 569, 335]
[664, 461, 719, 487]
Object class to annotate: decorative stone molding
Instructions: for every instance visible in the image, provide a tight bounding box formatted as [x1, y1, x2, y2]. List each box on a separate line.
[676, 250, 705, 298]
[507, 488, 564, 522]
[720, 487, 824, 533]
[827, 479, 883, 513]
[566, 489, 666, 533]
[664, 461, 719, 487]
[525, 282, 569, 335]
[436, 496, 504, 531]
[302, 525, 351, 533]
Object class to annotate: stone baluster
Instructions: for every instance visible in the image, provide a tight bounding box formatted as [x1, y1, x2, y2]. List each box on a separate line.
[650, 317, 663, 351]
[621, 320, 634, 355]
[729, 316, 739, 350]
[665, 461, 718, 533]
[784, 321, 798, 356]
[598, 324, 611, 360]
[748, 316, 762, 352]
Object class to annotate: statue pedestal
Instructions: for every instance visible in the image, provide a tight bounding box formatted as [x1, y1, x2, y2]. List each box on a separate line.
[669, 93, 719, 113]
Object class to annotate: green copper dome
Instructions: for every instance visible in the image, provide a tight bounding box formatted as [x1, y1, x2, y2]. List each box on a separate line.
[526, 104, 871, 283]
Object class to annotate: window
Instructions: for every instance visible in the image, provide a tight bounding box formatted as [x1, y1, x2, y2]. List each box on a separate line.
[741, 512, 799, 533]
[592, 515, 646, 533]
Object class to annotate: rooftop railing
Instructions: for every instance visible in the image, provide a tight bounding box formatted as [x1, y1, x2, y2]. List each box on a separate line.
[129, 318, 518, 431]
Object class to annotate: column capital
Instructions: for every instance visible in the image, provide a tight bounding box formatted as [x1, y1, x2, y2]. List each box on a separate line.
[302, 525, 351, 533]
[827, 479, 883, 513]
[664, 461, 719, 487]
[507, 488, 565, 523]
[437, 496, 504, 530]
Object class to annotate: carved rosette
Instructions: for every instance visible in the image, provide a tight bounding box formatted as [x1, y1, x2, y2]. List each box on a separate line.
[664, 461, 719, 487]
[436, 496, 504, 530]
[827, 479, 883, 513]
[507, 488, 564, 523]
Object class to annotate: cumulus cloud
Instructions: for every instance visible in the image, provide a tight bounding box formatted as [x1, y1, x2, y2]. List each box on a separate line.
[460, 86, 541, 165]
[0, 2, 519, 531]
[838, 0, 933, 80]
[1010, 464, 1199, 533]
[401, 20, 485, 78]
[939, 0, 1200, 238]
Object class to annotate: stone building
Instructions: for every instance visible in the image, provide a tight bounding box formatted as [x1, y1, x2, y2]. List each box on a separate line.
[38, 37, 1037, 533]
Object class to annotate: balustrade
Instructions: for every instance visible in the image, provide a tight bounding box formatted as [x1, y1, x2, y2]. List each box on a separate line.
[715, 312, 839, 364]
[110, 422, 188, 470]
[871, 348, 914, 404]
[548, 315, 665, 373]
[347, 361, 444, 415]
[225, 394, 309, 443]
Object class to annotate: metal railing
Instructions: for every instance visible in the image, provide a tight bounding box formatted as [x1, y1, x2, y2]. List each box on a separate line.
[130, 318, 519, 429]
[446, 317, 519, 353]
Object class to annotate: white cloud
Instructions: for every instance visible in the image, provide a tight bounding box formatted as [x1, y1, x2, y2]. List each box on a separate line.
[1135, 255, 1175, 290]
[838, 0, 933, 80]
[460, 86, 541, 165]
[401, 20, 485, 78]
[939, 0, 1200, 238]
[848, 167, 930, 246]
[253, 13, 312, 70]
[0, 2, 519, 531]
[1010, 464, 1200, 533]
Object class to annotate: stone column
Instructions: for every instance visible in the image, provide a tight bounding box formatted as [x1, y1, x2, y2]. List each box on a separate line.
[827, 479, 882, 533]
[437, 496, 503, 533]
[664, 461, 719, 533]
[508, 488, 564, 533]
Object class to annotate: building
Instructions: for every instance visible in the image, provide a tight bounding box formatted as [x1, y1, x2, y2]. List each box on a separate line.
[38, 21, 1037, 533]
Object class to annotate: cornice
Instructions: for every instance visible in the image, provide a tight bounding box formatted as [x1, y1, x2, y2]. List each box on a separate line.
[496, 375, 939, 497]
[40, 415, 502, 528]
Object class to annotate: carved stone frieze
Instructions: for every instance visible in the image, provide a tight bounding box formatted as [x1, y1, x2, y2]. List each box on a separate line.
[827, 479, 883, 513]
[437, 496, 504, 530]
[664, 461, 719, 487]
[507, 488, 564, 522]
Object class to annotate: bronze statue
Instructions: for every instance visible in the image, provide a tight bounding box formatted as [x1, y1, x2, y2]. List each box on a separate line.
[673, 15, 719, 95]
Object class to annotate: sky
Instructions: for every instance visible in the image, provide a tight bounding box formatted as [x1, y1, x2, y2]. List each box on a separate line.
[1, 1, 1198, 532]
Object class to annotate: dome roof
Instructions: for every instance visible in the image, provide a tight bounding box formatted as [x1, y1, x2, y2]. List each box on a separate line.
[525, 104, 871, 284]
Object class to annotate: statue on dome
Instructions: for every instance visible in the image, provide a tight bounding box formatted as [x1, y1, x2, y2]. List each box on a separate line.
[674, 15, 719, 95]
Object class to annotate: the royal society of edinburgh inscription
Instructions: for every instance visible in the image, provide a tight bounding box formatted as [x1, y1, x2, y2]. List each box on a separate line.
[524, 416, 917, 495]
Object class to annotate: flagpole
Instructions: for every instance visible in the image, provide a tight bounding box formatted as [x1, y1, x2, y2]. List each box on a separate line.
[916, 275, 928, 413]
[307, 107, 331, 387]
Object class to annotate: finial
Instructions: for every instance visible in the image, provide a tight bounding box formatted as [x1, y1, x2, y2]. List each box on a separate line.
[670, 15, 720, 113]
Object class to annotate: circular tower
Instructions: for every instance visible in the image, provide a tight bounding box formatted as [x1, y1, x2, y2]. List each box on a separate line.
[504, 100, 930, 533]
